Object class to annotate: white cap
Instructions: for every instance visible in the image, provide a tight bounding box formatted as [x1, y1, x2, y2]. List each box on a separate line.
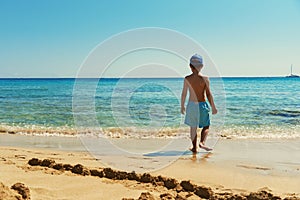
[190, 54, 203, 69]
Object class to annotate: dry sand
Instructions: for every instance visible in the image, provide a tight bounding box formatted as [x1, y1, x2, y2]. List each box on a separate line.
[0, 134, 300, 199]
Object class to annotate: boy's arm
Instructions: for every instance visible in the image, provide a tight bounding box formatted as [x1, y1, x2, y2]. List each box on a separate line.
[181, 78, 188, 114]
[205, 77, 218, 115]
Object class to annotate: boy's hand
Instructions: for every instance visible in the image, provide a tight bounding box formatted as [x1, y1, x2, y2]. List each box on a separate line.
[181, 106, 185, 114]
[212, 107, 218, 115]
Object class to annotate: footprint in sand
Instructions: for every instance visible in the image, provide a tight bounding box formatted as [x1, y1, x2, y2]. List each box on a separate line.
[15, 155, 26, 159]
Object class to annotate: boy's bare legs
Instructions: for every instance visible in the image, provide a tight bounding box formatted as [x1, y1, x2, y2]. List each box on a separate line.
[190, 127, 197, 153]
[199, 126, 212, 151]
[200, 126, 209, 144]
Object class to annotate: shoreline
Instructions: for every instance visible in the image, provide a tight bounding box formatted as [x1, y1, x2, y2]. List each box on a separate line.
[1, 124, 300, 140]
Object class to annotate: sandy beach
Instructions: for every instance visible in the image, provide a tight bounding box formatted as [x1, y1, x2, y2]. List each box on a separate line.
[2, 0, 300, 199]
[0, 134, 299, 199]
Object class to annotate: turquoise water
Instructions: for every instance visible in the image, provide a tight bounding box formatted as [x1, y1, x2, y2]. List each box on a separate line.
[0, 77, 299, 138]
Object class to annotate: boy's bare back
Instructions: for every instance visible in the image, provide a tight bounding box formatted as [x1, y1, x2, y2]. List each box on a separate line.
[185, 74, 208, 103]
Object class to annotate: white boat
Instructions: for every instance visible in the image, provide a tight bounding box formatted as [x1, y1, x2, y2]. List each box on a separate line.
[286, 64, 299, 78]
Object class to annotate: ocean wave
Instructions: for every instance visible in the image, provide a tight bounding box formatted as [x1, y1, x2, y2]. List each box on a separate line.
[0, 124, 189, 139]
[267, 110, 300, 118]
[1, 123, 300, 139]
[217, 125, 300, 139]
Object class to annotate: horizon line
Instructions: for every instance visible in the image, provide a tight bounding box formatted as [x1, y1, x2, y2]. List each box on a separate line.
[0, 76, 291, 79]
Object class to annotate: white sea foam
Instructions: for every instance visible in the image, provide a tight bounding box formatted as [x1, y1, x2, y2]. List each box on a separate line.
[1, 123, 300, 139]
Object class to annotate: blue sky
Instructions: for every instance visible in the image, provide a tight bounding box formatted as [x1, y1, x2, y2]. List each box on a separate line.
[0, 0, 300, 77]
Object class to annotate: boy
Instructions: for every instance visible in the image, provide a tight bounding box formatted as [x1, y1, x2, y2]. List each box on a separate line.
[181, 54, 218, 153]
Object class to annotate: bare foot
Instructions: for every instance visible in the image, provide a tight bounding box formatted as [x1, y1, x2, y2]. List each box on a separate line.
[189, 147, 197, 153]
[199, 143, 212, 151]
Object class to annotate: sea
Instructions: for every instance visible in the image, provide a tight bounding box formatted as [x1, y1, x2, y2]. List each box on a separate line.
[0, 77, 299, 139]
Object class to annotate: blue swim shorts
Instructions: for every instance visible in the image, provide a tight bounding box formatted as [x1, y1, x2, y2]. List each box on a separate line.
[184, 101, 210, 128]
